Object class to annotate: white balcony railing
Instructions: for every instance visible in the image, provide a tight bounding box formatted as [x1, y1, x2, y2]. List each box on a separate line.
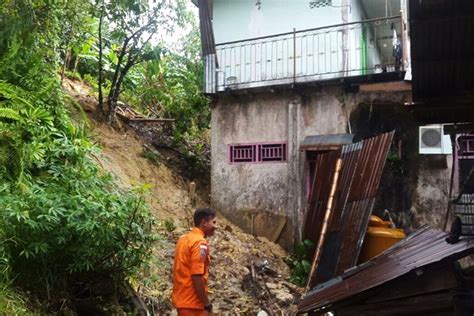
[210, 16, 406, 92]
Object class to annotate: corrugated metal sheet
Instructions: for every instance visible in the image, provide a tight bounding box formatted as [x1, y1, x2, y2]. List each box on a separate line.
[198, 0, 215, 56]
[198, 0, 217, 94]
[333, 132, 394, 276]
[409, 0, 474, 123]
[298, 227, 474, 313]
[304, 132, 394, 287]
[300, 134, 354, 151]
[303, 149, 342, 248]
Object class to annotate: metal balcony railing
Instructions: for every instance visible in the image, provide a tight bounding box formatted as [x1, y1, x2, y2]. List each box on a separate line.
[214, 16, 405, 91]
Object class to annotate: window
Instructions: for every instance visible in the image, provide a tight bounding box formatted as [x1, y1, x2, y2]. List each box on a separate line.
[229, 142, 287, 164]
[230, 144, 257, 163]
[458, 136, 474, 194]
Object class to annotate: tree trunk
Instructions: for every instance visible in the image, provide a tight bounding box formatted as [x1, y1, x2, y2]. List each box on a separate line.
[61, 46, 70, 85]
[107, 53, 137, 124]
[73, 56, 80, 74]
[97, 2, 105, 117]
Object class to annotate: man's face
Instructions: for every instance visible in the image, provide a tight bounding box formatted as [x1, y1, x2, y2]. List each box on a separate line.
[201, 216, 217, 237]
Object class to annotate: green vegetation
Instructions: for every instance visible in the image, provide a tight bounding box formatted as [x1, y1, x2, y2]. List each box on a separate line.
[0, 284, 32, 315]
[286, 239, 314, 287]
[0, 0, 208, 312]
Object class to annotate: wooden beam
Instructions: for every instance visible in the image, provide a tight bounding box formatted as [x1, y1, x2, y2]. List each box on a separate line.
[359, 81, 412, 93]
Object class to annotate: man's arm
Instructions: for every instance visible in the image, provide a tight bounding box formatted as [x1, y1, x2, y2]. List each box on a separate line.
[191, 274, 209, 306]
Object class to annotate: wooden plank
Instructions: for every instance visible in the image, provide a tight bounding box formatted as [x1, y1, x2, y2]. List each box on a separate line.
[253, 212, 286, 242]
[359, 81, 412, 93]
[128, 118, 175, 122]
[270, 217, 287, 243]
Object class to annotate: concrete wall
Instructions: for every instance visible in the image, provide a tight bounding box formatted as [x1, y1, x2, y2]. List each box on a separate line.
[211, 83, 452, 250]
[349, 101, 452, 234]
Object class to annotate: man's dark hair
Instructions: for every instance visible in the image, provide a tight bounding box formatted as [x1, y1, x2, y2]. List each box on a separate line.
[194, 208, 216, 227]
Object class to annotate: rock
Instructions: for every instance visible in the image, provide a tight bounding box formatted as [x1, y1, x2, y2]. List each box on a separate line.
[265, 282, 279, 290]
[274, 290, 295, 306]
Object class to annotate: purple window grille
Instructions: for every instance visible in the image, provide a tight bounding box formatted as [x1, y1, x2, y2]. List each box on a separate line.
[230, 144, 257, 163]
[229, 142, 287, 164]
[260, 143, 287, 162]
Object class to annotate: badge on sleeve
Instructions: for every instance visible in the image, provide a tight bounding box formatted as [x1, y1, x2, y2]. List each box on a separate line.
[199, 243, 208, 262]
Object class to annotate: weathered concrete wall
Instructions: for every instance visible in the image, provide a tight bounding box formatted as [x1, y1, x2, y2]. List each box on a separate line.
[211, 84, 451, 250]
[349, 101, 452, 233]
[211, 93, 293, 248]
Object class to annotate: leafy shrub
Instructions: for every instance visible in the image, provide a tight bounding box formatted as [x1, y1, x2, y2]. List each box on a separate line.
[0, 0, 158, 309]
[1, 165, 156, 286]
[0, 81, 155, 294]
[285, 239, 314, 287]
[0, 283, 31, 315]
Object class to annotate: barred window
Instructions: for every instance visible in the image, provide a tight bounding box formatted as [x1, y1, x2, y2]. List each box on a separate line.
[229, 142, 287, 164]
[230, 144, 257, 163]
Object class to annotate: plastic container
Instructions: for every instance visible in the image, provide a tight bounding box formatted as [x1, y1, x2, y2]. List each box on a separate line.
[358, 216, 406, 263]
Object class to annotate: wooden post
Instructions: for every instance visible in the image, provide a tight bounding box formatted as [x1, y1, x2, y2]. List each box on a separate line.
[189, 181, 196, 207]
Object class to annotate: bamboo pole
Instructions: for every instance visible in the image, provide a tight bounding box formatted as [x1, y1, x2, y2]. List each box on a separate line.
[306, 158, 343, 290]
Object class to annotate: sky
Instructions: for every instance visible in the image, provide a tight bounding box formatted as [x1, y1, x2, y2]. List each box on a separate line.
[157, 0, 199, 52]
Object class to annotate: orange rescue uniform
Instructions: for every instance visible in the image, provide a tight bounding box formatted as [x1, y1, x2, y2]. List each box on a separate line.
[172, 227, 210, 311]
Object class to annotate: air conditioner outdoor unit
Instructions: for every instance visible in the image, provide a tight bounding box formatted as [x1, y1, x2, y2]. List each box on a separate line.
[419, 125, 452, 154]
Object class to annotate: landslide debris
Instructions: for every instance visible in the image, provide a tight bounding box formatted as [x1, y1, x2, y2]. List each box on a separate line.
[63, 77, 303, 315]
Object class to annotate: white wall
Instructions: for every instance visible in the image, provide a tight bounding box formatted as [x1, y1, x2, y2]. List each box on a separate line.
[213, 0, 364, 44]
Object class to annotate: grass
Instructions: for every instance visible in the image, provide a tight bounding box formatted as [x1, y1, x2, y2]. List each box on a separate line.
[0, 283, 32, 315]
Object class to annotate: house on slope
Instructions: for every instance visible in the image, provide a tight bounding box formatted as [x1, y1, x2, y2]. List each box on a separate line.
[195, 0, 461, 251]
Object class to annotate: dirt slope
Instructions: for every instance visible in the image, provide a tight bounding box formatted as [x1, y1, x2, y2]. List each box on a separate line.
[63, 78, 301, 315]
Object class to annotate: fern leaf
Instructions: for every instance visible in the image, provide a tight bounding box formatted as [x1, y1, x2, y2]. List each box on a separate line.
[0, 81, 32, 108]
[0, 108, 21, 121]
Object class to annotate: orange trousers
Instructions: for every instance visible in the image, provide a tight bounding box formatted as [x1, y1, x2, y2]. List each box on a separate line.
[177, 308, 205, 316]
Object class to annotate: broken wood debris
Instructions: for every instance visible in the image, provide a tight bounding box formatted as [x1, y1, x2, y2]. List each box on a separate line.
[116, 104, 175, 123]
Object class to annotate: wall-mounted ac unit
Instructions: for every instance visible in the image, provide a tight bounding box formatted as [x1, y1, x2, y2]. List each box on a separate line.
[419, 125, 452, 154]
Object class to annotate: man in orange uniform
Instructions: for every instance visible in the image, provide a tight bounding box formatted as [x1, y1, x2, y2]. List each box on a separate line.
[172, 208, 217, 316]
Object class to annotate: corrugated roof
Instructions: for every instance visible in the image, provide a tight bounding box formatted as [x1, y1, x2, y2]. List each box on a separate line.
[298, 227, 474, 313]
[300, 134, 353, 151]
[198, 0, 216, 56]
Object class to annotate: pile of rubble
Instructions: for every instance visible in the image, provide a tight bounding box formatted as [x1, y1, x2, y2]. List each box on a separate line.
[208, 222, 302, 314]
[143, 218, 303, 315]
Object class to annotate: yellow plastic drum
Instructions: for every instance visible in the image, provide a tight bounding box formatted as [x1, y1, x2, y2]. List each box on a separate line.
[358, 216, 406, 263]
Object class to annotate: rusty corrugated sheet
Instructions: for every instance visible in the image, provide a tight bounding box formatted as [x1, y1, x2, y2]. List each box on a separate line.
[304, 132, 394, 287]
[303, 149, 342, 247]
[198, 0, 215, 56]
[198, 0, 217, 94]
[334, 131, 394, 276]
[298, 227, 474, 313]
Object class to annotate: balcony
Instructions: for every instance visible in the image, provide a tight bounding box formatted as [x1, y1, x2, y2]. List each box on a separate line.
[208, 16, 407, 93]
